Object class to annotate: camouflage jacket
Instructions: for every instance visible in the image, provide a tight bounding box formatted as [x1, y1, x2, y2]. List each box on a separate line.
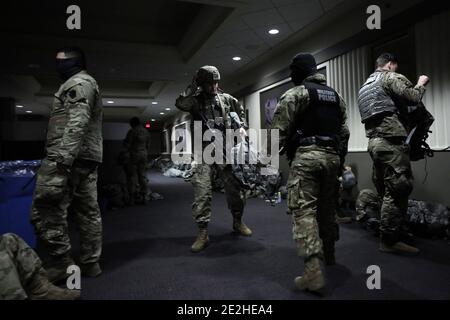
[355, 189, 381, 221]
[46, 71, 103, 166]
[271, 73, 350, 158]
[175, 86, 246, 130]
[364, 71, 426, 139]
[124, 126, 151, 158]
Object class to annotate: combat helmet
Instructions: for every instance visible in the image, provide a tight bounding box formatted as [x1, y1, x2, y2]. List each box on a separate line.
[196, 65, 221, 85]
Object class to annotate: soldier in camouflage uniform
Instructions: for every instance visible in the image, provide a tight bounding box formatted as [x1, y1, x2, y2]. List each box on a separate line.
[357, 53, 429, 255]
[272, 53, 349, 293]
[0, 233, 79, 300]
[124, 117, 151, 205]
[30, 47, 103, 282]
[355, 189, 381, 221]
[175, 66, 252, 253]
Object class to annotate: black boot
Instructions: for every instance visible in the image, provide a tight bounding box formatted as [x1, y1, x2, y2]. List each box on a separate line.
[45, 253, 75, 284]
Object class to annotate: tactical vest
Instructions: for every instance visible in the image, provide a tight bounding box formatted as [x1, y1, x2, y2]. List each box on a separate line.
[194, 93, 230, 132]
[297, 81, 342, 143]
[358, 71, 397, 123]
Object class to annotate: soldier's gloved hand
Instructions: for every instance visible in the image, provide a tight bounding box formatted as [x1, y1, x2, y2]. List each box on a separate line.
[239, 127, 247, 137]
[417, 75, 430, 87]
[190, 76, 203, 95]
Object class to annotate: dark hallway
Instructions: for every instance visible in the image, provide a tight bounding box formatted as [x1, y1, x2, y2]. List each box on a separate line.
[72, 171, 450, 300]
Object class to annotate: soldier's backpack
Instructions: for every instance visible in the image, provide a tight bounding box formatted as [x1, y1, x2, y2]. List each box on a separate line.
[341, 170, 357, 190]
[406, 102, 435, 161]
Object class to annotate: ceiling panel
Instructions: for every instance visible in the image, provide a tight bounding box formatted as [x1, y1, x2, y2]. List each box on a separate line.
[320, 0, 346, 11]
[241, 8, 286, 29]
[277, 0, 323, 24]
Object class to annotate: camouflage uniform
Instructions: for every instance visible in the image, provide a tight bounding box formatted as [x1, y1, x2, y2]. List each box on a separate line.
[272, 73, 350, 261]
[124, 126, 151, 202]
[360, 70, 425, 245]
[355, 189, 381, 221]
[0, 233, 79, 300]
[30, 71, 103, 265]
[175, 89, 246, 225]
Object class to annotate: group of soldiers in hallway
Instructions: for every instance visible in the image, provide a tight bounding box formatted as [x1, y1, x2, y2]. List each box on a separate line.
[1, 47, 430, 299]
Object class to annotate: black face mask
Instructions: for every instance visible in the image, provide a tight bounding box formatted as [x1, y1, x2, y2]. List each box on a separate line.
[56, 57, 83, 81]
[290, 69, 309, 86]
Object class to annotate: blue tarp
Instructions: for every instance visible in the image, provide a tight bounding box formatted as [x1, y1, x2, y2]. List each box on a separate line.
[0, 160, 40, 248]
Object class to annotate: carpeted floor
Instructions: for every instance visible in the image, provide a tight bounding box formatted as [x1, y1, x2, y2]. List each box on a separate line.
[70, 171, 450, 300]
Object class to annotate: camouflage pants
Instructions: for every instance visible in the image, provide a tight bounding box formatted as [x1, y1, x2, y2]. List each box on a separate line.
[128, 154, 149, 200]
[287, 149, 340, 259]
[30, 158, 102, 264]
[368, 137, 413, 244]
[0, 233, 46, 300]
[191, 163, 245, 225]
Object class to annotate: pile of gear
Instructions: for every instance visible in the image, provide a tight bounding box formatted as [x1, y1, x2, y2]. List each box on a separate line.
[0, 160, 41, 176]
[100, 181, 164, 210]
[150, 157, 193, 179]
[356, 189, 450, 239]
[150, 145, 283, 201]
[407, 200, 450, 238]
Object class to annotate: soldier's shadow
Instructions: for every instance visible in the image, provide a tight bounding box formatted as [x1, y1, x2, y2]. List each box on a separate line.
[99, 233, 266, 272]
[323, 264, 353, 295]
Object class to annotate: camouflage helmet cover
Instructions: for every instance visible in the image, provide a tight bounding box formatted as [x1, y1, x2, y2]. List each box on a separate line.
[196, 65, 221, 85]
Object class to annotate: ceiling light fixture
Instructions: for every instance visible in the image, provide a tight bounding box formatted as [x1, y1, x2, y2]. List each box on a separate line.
[268, 29, 280, 35]
[26, 110, 32, 113]
[106, 100, 114, 104]
[152, 102, 158, 105]
[16, 105, 24, 108]
[165, 108, 171, 111]
[232, 56, 241, 61]
[160, 112, 165, 115]
[151, 119, 156, 122]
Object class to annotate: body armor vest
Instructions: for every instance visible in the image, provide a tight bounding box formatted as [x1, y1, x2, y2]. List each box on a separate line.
[358, 71, 397, 123]
[298, 81, 342, 140]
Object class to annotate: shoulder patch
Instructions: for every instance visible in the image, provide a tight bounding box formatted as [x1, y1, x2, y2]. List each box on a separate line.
[65, 84, 86, 103]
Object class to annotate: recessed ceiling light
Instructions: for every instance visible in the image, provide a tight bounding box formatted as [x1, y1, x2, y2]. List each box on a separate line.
[151, 119, 156, 122]
[165, 108, 171, 111]
[106, 100, 114, 104]
[16, 105, 24, 108]
[268, 29, 280, 35]
[232, 56, 241, 61]
[160, 112, 165, 115]
[26, 110, 32, 113]
[152, 102, 158, 105]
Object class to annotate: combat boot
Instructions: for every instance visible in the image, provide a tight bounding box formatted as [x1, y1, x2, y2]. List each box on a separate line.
[45, 253, 75, 284]
[294, 256, 326, 293]
[379, 241, 420, 255]
[191, 225, 209, 253]
[233, 215, 252, 236]
[28, 269, 80, 300]
[81, 262, 102, 277]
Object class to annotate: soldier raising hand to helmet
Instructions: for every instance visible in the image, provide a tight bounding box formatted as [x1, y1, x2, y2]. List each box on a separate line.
[175, 65, 251, 253]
